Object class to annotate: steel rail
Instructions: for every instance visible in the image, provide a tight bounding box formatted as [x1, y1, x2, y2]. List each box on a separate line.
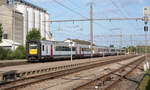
[104, 56, 145, 90]
[73, 56, 145, 90]
[0, 55, 137, 90]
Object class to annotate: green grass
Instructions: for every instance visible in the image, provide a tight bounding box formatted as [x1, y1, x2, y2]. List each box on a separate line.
[138, 69, 150, 90]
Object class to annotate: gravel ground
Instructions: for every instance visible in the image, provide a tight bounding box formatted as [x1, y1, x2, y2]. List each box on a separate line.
[110, 58, 146, 90]
[20, 55, 143, 90]
[0, 55, 127, 72]
[0, 59, 26, 63]
[0, 59, 27, 68]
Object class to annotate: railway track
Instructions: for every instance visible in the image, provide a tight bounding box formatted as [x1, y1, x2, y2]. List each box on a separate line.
[0, 55, 123, 68]
[73, 55, 146, 90]
[0, 55, 138, 90]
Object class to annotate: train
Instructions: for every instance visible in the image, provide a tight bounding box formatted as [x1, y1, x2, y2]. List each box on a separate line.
[26, 40, 125, 62]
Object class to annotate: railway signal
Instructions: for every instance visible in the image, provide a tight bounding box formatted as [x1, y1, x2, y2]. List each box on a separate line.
[143, 6, 149, 71]
[143, 6, 149, 24]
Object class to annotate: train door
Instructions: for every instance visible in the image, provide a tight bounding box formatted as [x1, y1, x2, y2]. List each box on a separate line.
[46, 45, 49, 56]
[76, 47, 78, 56]
[79, 47, 82, 56]
[50, 44, 53, 58]
[41, 44, 46, 56]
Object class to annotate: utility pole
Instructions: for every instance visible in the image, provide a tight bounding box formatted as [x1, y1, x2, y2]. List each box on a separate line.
[130, 34, 133, 54]
[120, 29, 122, 54]
[143, 6, 149, 61]
[12, 0, 16, 50]
[90, 0, 93, 57]
[70, 42, 73, 61]
[143, 6, 149, 71]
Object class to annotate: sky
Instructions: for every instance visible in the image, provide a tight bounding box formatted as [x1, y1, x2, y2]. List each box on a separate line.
[26, 0, 150, 47]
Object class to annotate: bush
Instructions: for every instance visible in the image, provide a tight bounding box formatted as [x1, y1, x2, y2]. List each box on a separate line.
[0, 47, 9, 60]
[0, 45, 26, 60]
[6, 50, 15, 60]
[14, 45, 26, 59]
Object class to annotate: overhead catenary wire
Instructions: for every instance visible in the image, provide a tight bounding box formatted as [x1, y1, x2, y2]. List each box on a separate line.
[47, 17, 142, 22]
[109, 0, 138, 31]
[52, 0, 108, 29]
[109, 0, 127, 18]
[53, 0, 86, 19]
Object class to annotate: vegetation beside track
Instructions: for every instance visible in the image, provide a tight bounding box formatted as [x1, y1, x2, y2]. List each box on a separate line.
[138, 69, 150, 90]
[0, 28, 41, 60]
[0, 46, 26, 60]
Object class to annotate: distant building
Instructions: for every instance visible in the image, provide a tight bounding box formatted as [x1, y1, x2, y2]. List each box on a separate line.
[0, 39, 21, 50]
[0, 0, 53, 47]
[64, 38, 95, 46]
[14, 0, 52, 44]
[0, 1, 24, 45]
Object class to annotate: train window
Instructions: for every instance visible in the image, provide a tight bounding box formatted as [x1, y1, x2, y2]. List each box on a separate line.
[72, 47, 76, 51]
[30, 44, 37, 49]
[42, 45, 44, 51]
[46, 46, 48, 53]
[98, 48, 103, 52]
[56, 46, 72, 51]
[86, 48, 90, 51]
[111, 49, 115, 52]
[55, 46, 63, 51]
[82, 48, 90, 52]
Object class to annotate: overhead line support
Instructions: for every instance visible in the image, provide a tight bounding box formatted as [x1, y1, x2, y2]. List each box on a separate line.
[46, 18, 143, 23]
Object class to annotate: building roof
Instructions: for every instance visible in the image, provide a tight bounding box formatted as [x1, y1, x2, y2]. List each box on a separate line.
[0, 39, 20, 47]
[14, 0, 47, 12]
[65, 38, 95, 46]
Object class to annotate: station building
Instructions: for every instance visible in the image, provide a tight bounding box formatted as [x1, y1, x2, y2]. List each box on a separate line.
[0, 0, 53, 49]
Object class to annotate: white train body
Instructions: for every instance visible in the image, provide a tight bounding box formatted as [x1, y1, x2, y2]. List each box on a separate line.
[26, 40, 125, 61]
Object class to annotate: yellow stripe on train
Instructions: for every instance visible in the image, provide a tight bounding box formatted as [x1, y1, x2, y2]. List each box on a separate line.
[29, 49, 38, 54]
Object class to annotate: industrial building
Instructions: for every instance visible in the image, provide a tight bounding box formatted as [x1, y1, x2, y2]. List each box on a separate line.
[14, 0, 52, 44]
[0, 0, 23, 48]
[0, 0, 53, 49]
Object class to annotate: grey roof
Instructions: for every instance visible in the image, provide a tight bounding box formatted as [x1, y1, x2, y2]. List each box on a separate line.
[66, 38, 96, 46]
[14, 0, 47, 12]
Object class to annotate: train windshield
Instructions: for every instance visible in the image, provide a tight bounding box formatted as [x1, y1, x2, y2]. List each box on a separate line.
[30, 44, 38, 49]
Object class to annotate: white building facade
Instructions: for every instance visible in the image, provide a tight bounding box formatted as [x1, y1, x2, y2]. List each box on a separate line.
[14, 0, 52, 44]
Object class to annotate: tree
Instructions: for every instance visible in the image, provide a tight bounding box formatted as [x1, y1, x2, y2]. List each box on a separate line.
[41, 37, 46, 40]
[14, 45, 26, 59]
[0, 24, 3, 43]
[109, 45, 114, 48]
[26, 28, 41, 41]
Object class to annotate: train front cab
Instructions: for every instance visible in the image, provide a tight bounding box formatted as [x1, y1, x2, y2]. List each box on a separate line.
[26, 40, 41, 62]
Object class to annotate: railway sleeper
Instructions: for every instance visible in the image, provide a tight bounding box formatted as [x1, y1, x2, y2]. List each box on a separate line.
[0, 55, 137, 84]
[0, 70, 17, 84]
[15, 66, 78, 79]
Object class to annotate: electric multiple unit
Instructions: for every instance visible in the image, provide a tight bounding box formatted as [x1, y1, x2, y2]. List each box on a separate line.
[26, 40, 125, 62]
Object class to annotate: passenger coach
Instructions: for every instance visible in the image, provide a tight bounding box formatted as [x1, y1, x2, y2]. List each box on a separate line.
[26, 40, 125, 62]
[26, 40, 91, 62]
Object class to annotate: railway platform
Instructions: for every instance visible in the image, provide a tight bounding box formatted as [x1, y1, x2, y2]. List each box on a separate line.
[0, 59, 27, 67]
